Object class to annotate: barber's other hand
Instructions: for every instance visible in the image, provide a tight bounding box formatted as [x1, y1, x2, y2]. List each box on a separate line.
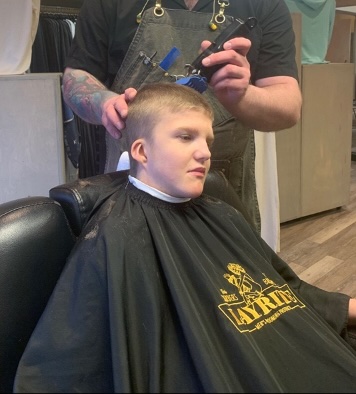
[101, 88, 137, 139]
[201, 37, 251, 109]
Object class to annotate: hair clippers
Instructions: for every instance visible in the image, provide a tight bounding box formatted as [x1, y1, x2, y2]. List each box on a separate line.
[177, 16, 257, 93]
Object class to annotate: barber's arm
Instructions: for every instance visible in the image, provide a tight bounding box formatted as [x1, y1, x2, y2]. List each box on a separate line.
[62, 67, 137, 139]
[202, 37, 302, 131]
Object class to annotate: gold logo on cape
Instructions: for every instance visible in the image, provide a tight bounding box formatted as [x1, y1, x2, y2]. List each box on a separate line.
[218, 263, 305, 333]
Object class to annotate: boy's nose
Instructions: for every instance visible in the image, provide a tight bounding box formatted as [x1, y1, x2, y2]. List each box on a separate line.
[196, 142, 211, 161]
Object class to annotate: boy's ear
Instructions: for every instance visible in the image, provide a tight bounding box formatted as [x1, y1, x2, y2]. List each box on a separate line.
[131, 138, 148, 164]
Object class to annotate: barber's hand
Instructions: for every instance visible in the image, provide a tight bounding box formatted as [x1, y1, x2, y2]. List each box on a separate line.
[201, 37, 251, 110]
[101, 88, 137, 139]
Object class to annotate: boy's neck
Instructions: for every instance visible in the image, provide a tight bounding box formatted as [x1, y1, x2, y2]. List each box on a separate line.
[128, 176, 191, 203]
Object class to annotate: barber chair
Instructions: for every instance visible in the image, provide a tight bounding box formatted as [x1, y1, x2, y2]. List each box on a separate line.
[48, 169, 254, 236]
[0, 197, 76, 393]
[49, 170, 129, 237]
[0, 169, 253, 393]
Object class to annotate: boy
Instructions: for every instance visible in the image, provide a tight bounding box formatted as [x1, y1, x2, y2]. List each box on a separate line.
[15, 83, 356, 393]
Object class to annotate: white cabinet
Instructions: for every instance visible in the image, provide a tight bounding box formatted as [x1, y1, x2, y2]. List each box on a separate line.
[0, 73, 69, 203]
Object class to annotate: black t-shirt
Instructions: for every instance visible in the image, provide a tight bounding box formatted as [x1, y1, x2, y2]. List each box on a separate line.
[66, 0, 298, 87]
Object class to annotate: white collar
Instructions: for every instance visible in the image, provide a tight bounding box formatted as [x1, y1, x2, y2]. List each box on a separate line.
[128, 176, 191, 203]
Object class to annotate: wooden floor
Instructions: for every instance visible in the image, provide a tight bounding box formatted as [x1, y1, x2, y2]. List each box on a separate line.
[278, 158, 356, 298]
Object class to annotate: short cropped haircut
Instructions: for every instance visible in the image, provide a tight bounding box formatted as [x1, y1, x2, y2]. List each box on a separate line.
[124, 82, 214, 174]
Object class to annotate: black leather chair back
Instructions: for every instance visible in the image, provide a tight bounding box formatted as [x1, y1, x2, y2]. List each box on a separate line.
[49, 171, 129, 237]
[0, 197, 76, 393]
[49, 170, 254, 237]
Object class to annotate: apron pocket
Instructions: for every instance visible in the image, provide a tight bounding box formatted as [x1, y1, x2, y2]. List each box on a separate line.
[111, 51, 175, 92]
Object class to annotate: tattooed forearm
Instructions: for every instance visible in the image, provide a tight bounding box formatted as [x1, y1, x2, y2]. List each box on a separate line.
[62, 68, 117, 125]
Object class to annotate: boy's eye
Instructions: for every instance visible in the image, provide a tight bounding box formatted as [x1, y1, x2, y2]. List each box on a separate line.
[179, 134, 193, 141]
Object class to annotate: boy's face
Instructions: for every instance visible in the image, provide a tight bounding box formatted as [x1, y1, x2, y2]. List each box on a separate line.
[136, 109, 214, 198]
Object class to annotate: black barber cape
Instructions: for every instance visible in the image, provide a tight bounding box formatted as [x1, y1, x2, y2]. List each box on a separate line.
[14, 181, 356, 393]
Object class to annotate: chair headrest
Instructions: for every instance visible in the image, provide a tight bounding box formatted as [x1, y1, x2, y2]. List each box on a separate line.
[49, 171, 129, 237]
[50, 169, 254, 237]
[204, 171, 254, 226]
